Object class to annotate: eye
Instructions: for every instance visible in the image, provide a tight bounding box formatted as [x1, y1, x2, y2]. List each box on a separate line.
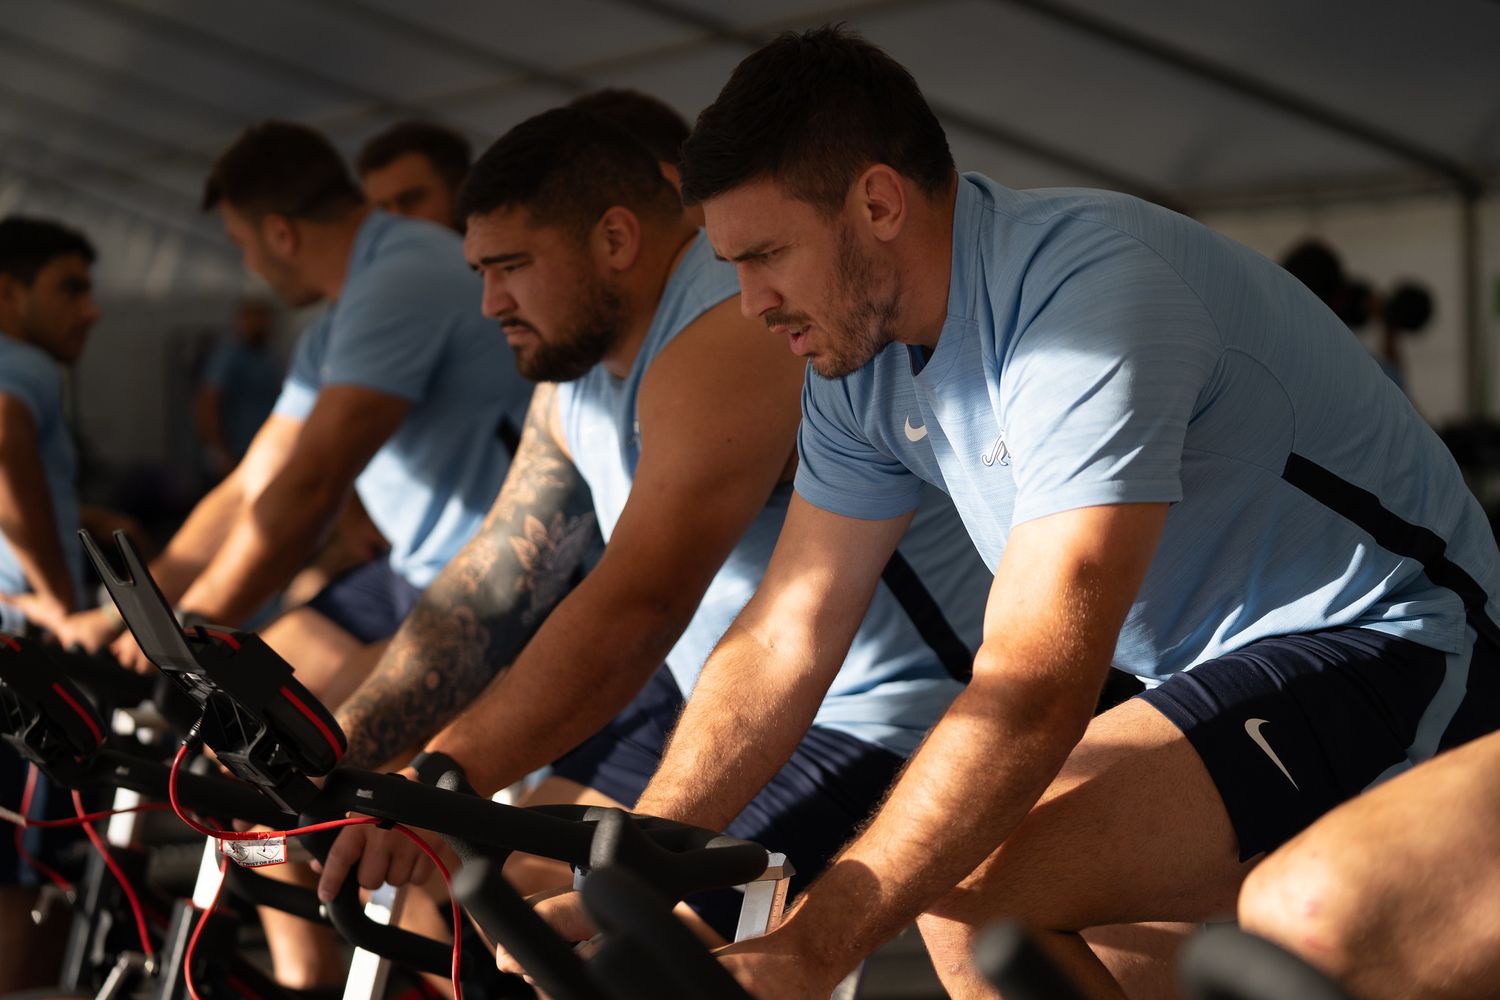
[501, 261, 528, 274]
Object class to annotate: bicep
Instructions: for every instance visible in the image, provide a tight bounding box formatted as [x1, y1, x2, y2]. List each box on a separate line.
[602, 299, 803, 602]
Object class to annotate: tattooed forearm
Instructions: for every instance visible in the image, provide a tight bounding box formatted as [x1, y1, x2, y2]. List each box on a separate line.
[335, 384, 600, 769]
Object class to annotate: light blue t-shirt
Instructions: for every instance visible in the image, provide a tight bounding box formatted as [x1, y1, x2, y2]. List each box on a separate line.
[558, 233, 989, 756]
[0, 336, 81, 633]
[200, 336, 283, 459]
[273, 212, 530, 588]
[798, 174, 1500, 690]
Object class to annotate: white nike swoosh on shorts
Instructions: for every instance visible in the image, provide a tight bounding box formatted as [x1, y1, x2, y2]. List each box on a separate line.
[1244, 718, 1299, 790]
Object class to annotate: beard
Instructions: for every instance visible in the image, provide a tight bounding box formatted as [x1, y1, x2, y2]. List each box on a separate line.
[510, 271, 624, 383]
[808, 222, 902, 379]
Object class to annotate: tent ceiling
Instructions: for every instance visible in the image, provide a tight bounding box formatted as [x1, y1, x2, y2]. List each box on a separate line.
[2, 0, 1497, 260]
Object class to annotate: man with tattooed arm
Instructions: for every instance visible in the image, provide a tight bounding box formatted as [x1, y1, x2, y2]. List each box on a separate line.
[316, 105, 989, 946]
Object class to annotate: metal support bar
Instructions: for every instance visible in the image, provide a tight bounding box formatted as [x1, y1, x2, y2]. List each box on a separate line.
[733, 852, 793, 942]
[343, 882, 405, 1000]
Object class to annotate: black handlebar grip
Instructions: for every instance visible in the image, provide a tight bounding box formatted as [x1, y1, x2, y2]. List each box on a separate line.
[582, 864, 754, 999]
[586, 808, 769, 901]
[223, 864, 326, 923]
[451, 860, 606, 1000]
[974, 921, 1087, 1000]
[1179, 925, 1354, 1000]
[295, 806, 463, 979]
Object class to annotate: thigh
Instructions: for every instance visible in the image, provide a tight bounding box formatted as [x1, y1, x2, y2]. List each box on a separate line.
[261, 606, 361, 702]
[929, 697, 1254, 934]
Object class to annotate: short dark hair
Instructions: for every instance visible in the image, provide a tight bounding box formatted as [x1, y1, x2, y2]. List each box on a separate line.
[457, 107, 683, 237]
[680, 25, 954, 213]
[0, 215, 96, 284]
[202, 121, 363, 221]
[356, 120, 472, 192]
[567, 89, 690, 166]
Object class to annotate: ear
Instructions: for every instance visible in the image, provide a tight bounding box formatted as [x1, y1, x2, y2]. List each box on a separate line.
[593, 206, 642, 272]
[261, 213, 298, 257]
[852, 165, 907, 244]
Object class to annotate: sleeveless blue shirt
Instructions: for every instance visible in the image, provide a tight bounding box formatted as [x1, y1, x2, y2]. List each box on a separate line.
[558, 233, 990, 755]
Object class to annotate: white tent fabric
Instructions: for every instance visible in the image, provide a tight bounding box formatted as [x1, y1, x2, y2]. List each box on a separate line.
[2, 0, 1497, 438]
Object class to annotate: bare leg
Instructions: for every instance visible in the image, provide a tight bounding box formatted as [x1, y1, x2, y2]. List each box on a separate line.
[1239, 730, 1500, 1000]
[259, 607, 362, 704]
[1083, 923, 1195, 1000]
[258, 861, 346, 989]
[916, 700, 1253, 1000]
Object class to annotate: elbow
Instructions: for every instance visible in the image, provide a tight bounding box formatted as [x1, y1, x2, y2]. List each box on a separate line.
[969, 644, 1099, 747]
[249, 469, 347, 536]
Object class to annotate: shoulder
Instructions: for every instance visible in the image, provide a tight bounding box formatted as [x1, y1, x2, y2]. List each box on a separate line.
[0, 340, 60, 413]
[343, 216, 478, 314]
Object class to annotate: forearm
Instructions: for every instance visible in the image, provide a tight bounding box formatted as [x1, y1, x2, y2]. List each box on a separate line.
[177, 471, 344, 623]
[634, 621, 826, 829]
[335, 491, 597, 770]
[0, 467, 75, 610]
[150, 476, 245, 602]
[780, 668, 1093, 973]
[424, 562, 696, 796]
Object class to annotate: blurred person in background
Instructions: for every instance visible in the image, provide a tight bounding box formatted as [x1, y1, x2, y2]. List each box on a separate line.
[193, 298, 283, 478]
[357, 119, 471, 231]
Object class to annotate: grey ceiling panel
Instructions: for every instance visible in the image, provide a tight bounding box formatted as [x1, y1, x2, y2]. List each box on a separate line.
[439, 84, 582, 144]
[585, 41, 746, 121]
[111, 0, 502, 99]
[1057, 0, 1500, 170]
[859, 0, 1402, 194]
[13, 0, 353, 121]
[348, 0, 702, 70]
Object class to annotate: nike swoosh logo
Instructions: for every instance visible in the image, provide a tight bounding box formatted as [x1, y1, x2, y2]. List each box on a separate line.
[1245, 718, 1299, 790]
[904, 417, 929, 443]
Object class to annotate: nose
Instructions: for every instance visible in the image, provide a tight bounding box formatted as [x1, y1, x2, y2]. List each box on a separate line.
[480, 273, 516, 319]
[735, 266, 781, 322]
[80, 296, 102, 328]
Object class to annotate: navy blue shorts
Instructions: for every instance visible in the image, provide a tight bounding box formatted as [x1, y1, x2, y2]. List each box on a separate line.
[304, 558, 423, 645]
[1142, 624, 1500, 861]
[551, 667, 904, 939]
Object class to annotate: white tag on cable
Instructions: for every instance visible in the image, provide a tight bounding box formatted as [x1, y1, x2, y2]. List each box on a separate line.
[219, 834, 287, 868]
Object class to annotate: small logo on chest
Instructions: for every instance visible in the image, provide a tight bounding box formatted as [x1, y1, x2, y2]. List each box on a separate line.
[982, 432, 1010, 467]
[903, 416, 929, 443]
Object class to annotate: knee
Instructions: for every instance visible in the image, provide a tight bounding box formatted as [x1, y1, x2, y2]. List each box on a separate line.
[1238, 845, 1369, 981]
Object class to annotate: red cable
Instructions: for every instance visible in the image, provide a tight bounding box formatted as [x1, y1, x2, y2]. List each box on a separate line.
[169, 742, 464, 999]
[24, 802, 169, 827]
[13, 764, 73, 895]
[182, 854, 227, 1000]
[71, 788, 154, 958]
